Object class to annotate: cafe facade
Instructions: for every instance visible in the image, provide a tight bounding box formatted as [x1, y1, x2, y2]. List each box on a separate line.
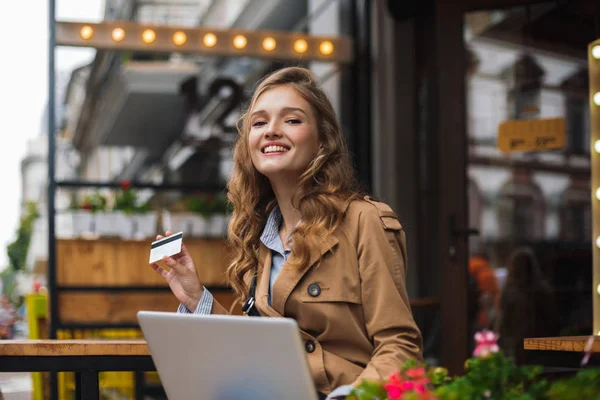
[14, 0, 599, 398]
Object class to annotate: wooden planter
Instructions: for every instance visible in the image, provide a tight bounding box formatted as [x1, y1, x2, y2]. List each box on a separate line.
[56, 238, 240, 325]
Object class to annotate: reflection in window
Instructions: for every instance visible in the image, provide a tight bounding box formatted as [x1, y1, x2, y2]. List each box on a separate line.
[566, 98, 586, 153]
[504, 54, 544, 120]
[496, 177, 545, 241]
[560, 185, 592, 242]
[561, 69, 589, 154]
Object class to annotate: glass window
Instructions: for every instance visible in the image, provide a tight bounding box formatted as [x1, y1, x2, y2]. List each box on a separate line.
[464, 2, 593, 365]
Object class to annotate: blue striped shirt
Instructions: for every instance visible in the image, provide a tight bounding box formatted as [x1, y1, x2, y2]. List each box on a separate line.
[177, 205, 288, 314]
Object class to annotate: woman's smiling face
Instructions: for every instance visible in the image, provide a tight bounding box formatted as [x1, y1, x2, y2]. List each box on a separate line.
[248, 85, 321, 182]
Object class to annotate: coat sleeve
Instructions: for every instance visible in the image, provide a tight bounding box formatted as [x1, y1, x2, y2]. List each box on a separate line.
[352, 204, 423, 385]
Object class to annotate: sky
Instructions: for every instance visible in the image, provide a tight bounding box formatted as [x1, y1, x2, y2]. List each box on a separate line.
[0, 0, 104, 270]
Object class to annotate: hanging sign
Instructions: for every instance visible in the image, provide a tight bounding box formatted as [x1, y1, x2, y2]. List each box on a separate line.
[497, 117, 566, 152]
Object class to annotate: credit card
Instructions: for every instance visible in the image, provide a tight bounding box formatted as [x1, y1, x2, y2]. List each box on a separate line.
[149, 232, 183, 264]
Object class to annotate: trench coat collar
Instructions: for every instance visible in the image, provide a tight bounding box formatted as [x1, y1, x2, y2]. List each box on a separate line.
[255, 199, 353, 316]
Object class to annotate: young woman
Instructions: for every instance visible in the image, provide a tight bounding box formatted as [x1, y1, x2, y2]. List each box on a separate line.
[151, 67, 422, 399]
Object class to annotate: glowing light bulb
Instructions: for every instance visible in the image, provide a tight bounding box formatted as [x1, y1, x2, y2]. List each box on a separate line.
[595, 140, 600, 153]
[80, 25, 93, 40]
[203, 33, 217, 48]
[262, 37, 276, 51]
[593, 45, 600, 59]
[233, 35, 247, 49]
[294, 39, 308, 54]
[112, 28, 125, 42]
[594, 92, 600, 106]
[596, 236, 600, 248]
[596, 187, 600, 200]
[597, 283, 600, 295]
[319, 41, 334, 55]
[142, 29, 156, 44]
[173, 31, 187, 46]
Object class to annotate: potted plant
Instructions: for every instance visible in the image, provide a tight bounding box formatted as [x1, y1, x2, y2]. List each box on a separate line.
[347, 331, 600, 400]
[70, 191, 106, 238]
[132, 198, 157, 240]
[112, 180, 137, 238]
[111, 180, 157, 239]
[94, 185, 126, 238]
[206, 195, 230, 238]
[162, 195, 206, 237]
[56, 194, 89, 238]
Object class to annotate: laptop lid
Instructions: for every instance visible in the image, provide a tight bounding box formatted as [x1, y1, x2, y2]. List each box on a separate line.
[137, 311, 318, 400]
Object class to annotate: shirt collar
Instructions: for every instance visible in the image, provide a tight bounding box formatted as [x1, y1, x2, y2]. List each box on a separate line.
[260, 204, 285, 253]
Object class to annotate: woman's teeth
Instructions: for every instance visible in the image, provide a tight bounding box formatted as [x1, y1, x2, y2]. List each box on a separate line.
[263, 146, 289, 154]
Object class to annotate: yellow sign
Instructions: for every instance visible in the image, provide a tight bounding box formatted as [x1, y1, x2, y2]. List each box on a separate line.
[497, 117, 566, 152]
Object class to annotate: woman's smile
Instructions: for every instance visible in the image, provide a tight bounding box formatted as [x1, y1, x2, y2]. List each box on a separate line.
[261, 141, 291, 155]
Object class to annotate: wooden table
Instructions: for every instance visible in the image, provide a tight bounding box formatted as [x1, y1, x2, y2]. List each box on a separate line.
[524, 336, 600, 353]
[0, 339, 154, 400]
[524, 336, 600, 374]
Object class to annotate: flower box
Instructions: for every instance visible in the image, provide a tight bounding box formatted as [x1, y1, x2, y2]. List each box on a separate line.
[95, 211, 124, 238]
[162, 212, 208, 237]
[56, 210, 95, 238]
[207, 214, 229, 238]
[132, 211, 158, 239]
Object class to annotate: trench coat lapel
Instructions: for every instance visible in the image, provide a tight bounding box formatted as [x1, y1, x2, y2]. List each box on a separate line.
[270, 233, 339, 315]
[255, 242, 283, 318]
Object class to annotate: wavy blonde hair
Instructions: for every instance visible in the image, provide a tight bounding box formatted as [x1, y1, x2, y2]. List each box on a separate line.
[226, 67, 361, 300]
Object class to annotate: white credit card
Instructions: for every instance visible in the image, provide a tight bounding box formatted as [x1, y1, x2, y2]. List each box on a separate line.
[149, 232, 183, 264]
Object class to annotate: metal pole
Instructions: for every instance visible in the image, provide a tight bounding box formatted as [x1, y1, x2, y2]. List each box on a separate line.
[48, 0, 59, 398]
[340, 0, 372, 192]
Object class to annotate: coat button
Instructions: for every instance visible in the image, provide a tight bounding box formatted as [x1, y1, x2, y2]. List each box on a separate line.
[307, 283, 321, 297]
[305, 340, 316, 353]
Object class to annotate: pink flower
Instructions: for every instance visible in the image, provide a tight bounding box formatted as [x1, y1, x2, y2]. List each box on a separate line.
[473, 330, 500, 358]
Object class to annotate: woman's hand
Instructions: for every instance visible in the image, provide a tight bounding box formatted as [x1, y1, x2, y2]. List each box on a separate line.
[150, 231, 204, 312]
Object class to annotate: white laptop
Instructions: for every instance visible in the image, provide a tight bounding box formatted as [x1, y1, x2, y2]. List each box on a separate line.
[137, 311, 318, 400]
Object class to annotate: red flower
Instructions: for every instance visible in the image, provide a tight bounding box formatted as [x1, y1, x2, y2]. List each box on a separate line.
[384, 368, 432, 400]
[82, 202, 92, 211]
[406, 367, 426, 380]
[120, 180, 131, 190]
[384, 372, 404, 400]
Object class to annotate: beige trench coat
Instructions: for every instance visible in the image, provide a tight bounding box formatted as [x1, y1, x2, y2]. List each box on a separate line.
[211, 197, 423, 395]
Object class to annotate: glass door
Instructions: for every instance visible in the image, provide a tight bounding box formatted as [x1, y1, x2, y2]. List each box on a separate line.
[463, 2, 594, 365]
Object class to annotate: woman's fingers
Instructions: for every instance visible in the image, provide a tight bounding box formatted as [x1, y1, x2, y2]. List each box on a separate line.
[151, 263, 168, 279]
[162, 256, 186, 275]
[155, 231, 173, 241]
[180, 243, 191, 258]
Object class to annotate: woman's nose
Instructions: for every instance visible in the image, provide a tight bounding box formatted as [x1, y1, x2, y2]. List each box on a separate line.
[264, 123, 283, 138]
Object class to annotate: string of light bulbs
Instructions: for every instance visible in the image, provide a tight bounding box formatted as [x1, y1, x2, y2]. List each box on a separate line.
[589, 40, 600, 336]
[57, 21, 350, 62]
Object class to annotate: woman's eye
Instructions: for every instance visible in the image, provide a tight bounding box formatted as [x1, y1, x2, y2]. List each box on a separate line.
[287, 119, 301, 124]
[252, 121, 266, 127]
